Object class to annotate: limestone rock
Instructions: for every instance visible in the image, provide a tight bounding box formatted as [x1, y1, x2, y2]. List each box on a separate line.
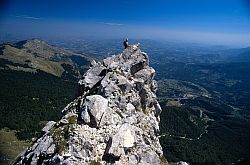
[42, 121, 56, 133]
[14, 45, 165, 165]
[82, 95, 108, 127]
[104, 123, 135, 158]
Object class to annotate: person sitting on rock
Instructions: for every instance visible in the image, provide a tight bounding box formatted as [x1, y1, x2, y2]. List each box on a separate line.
[123, 38, 129, 49]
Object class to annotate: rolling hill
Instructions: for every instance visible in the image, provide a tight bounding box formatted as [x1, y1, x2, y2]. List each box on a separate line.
[0, 38, 91, 78]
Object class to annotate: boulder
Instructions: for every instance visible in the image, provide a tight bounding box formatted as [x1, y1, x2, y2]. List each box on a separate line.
[84, 95, 108, 127]
[104, 124, 135, 158]
[134, 67, 155, 84]
[139, 150, 160, 165]
[78, 66, 107, 90]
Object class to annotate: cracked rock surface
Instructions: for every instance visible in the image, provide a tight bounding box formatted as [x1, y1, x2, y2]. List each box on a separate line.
[14, 45, 164, 165]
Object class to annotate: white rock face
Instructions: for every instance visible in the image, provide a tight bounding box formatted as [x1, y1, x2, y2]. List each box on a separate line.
[83, 95, 108, 127]
[14, 45, 165, 165]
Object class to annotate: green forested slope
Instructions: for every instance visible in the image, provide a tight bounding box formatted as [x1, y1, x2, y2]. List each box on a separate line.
[159, 102, 250, 164]
[0, 69, 76, 140]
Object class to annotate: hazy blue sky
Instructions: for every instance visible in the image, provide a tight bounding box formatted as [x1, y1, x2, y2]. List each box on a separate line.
[0, 0, 250, 46]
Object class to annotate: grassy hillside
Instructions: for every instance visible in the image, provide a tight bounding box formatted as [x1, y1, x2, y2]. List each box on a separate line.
[0, 39, 91, 77]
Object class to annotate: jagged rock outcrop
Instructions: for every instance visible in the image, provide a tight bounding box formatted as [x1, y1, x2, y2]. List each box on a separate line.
[14, 45, 164, 165]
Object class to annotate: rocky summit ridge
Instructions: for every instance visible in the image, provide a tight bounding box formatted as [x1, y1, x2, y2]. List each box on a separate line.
[14, 45, 164, 165]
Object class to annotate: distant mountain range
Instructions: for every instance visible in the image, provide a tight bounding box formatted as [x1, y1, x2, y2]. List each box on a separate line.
[0, 39, 91, 78]
[48, 38, 250, 64]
